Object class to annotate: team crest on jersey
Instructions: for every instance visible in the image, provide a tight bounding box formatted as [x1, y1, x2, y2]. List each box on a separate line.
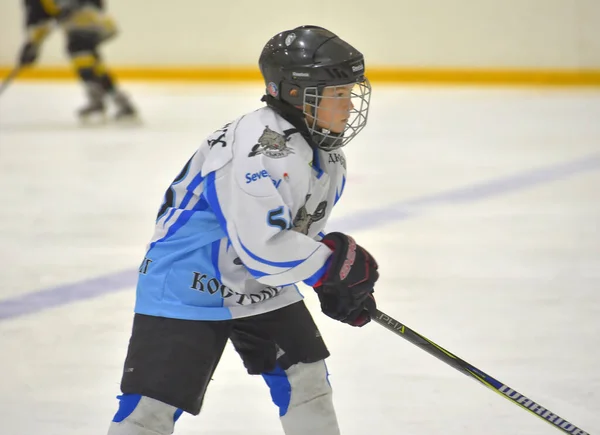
[248, 126, 294, 159]
[293, 194, 327, 235]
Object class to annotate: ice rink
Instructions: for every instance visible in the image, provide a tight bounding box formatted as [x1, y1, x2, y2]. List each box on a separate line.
[0, 81, 599, 434]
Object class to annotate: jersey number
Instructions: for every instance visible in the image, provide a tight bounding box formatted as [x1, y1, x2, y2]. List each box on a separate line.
[267, 206, 292, 231]
[156, 157, 192, 220]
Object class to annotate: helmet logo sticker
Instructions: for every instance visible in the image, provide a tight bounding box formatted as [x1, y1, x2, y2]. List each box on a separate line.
[267, 82, 279, 97]
[248, 126, 295, 159]
[351, 63, 364, 72]
[292, 71, 311, 79]
[285, 33, 296, 46]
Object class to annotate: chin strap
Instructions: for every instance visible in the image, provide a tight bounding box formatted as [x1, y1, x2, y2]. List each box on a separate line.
[261, 94, 344, 151]
[261, 95, 318, 148]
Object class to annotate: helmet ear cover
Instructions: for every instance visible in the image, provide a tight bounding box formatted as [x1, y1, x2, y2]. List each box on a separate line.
[280, 82, 304, 107]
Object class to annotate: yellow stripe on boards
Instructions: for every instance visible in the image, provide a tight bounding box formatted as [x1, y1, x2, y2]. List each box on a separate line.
[1, 66, 599, 86]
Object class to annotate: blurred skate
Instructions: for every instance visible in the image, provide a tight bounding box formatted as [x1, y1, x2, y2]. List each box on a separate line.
[113, 91, 141, 124]
[78, 83, 107, 125]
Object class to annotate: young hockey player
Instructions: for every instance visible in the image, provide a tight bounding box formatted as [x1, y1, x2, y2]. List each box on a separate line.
[107, 25, 377, 435]
[19, 0, 137, 121]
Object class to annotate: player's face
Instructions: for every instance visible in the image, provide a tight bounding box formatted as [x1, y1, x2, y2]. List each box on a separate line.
[307, 84, 355, 134]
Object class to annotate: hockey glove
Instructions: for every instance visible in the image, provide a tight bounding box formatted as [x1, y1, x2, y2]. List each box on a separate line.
[18, 42, 39, 66]
[313, 232, 379, 327]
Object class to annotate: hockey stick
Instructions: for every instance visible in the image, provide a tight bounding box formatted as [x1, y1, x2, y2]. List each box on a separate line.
[373, 310, 590, 435]
[0, 67, 22, 97]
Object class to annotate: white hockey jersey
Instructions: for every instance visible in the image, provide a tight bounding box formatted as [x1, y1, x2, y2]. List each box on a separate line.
[134, 106, 348, 320]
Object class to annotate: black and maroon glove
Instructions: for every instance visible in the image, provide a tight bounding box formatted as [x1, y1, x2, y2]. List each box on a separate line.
[313, 232, 379, 327]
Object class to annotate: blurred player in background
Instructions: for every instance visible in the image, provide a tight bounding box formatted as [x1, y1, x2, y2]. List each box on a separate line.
[19, 0, 138, 122]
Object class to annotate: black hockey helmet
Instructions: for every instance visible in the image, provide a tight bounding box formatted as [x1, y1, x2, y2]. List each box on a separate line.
[259, 25, 371, 151]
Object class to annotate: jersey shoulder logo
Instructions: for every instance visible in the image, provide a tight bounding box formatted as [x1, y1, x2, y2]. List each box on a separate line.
[248, 126, 294, 159]
[327, 152, 346, 169]
[207, 122, 232, 149]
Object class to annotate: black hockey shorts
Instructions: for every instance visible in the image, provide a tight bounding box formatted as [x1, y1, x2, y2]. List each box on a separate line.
[119, 301, 330, 415]
[66, 30, 102, 56]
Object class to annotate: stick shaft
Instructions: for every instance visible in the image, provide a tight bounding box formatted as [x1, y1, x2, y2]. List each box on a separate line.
[0, 67, 22, 96]
[373, 309, 589, 435]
